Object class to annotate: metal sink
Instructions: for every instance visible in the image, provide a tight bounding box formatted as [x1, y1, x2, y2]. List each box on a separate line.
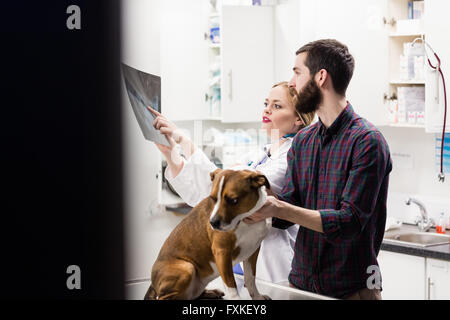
[384, 232, 450, 247]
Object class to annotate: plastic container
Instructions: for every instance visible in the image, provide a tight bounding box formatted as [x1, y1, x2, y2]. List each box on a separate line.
[210, 27, 220, 43]
[210, 16, 220, 44]
[436, 212, 446, 234]
[408, 2, 414, 19]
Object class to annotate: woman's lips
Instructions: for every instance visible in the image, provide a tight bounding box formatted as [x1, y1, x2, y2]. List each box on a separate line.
[262, 116, 271, 123]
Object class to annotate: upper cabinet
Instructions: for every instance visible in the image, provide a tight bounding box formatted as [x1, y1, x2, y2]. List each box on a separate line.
[424, 0, 450, 133]
[220, 5, 274, 123]
[308, 0, 449, 133]
[160, 0, 449, 128]
[309, 0, 390, 127]
[383, 0, 449, 133]
[161, 1, 274, 123]
[160, 0, 211, 121]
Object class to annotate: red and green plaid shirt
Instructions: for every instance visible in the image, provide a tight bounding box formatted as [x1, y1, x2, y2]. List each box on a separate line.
[273, 102, 392, 299]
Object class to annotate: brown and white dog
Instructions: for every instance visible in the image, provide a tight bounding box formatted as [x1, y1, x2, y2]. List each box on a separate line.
[144, 169, 271, 300]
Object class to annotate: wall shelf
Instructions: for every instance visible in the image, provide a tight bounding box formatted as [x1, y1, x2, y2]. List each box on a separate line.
[201, 116, 222, 121]
[389, 32, 424, 38]
[387, 123, 425, 129]
[390, 79, 425, 85]
[386, 0, 427, 130]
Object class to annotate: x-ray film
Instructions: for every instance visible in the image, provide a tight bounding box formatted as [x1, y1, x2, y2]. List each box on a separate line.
[122, 63, 170, 146]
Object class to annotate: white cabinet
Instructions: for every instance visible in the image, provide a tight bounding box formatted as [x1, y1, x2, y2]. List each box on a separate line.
[385, 0, 426, 129]
[384, 0, 450, 132]
[377, 250, 426, 299]
[309, 0, 390, 126]
[379, 250, 450, 300]
[161, 1, 275, 122]
[160, 0, 211, 121]
[424, 0, 450, 133]
[306, 0, 449, 132]
[220, 5, 274, 123]
[426, 258, 450, 299]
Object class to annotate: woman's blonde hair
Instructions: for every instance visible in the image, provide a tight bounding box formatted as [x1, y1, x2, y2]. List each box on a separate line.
[272, 81, 315, 130]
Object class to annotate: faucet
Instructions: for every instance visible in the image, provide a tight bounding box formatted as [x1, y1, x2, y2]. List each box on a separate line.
[405, 197, 434, 232]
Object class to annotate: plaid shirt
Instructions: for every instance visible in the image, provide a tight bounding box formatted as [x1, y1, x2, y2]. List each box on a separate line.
[273, 103, 392, 299]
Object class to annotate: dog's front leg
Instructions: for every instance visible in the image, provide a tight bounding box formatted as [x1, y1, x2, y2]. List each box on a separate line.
[243, 247, 271, 300]
[213, 249, 240, 300]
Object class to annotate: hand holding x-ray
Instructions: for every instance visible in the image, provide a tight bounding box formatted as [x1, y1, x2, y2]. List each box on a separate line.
[147, 106, 180, 155]
[121, 63, 170, 147]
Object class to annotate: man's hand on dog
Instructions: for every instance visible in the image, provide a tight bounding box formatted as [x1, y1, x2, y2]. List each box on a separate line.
[243, 196, 279, 224]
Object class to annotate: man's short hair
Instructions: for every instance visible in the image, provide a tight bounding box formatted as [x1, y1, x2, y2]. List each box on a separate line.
[296, 39, 355, 96]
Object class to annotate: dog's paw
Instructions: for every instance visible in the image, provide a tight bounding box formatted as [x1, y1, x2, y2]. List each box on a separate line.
[253, 294, 271, 300]
[223, 286, 240, 300]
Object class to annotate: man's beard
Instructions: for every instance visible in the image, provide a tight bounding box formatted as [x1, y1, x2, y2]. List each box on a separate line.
[295, 77, 323, 114]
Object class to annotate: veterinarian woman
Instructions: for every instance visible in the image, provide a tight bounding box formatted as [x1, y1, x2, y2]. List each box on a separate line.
[148, 81, 315, 285]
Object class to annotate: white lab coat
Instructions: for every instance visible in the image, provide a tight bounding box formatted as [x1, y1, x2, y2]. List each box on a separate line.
[165, 139, 298, 284]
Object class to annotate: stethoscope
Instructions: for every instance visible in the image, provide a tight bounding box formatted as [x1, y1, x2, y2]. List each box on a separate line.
[248, 133, 296, 168]
[412, 37, 447, 182]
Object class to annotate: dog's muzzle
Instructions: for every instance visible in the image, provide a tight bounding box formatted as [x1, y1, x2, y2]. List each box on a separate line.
[210, 217, 222, 230]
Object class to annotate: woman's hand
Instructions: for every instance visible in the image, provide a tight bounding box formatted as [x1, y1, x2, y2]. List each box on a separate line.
[147, 106, 195, 177]
[148, 106, 180, 140]
[147, 106, 188, 159]
[148, 106, 195, 160]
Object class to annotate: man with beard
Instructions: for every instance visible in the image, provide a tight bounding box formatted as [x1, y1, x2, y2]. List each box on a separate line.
[244, 39, 392, 300]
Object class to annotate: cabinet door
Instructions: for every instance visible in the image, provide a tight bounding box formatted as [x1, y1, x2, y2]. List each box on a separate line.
[160, 0, 210, 121]
[427, 258, 450, 300]
[307, 0, 389, 126]
[424, 0, 450, 133]
[221, 5, 274, 123]
[377, 250, 426, 299]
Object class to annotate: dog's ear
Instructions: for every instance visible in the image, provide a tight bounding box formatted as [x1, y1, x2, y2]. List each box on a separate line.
[249, 173, 270, 189]
[210, 168, 223, 182]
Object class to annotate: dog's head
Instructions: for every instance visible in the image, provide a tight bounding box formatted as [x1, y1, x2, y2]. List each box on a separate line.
[208, 169, 270, 231]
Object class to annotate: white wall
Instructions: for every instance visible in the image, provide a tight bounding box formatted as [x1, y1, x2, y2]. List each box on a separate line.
[379, 127, 450, 226]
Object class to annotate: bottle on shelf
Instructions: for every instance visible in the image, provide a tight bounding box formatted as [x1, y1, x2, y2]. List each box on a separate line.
[209, 15, 220, 44]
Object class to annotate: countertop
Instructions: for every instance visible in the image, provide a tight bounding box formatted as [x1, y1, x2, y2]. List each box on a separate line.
[381, 223, 450, 261]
